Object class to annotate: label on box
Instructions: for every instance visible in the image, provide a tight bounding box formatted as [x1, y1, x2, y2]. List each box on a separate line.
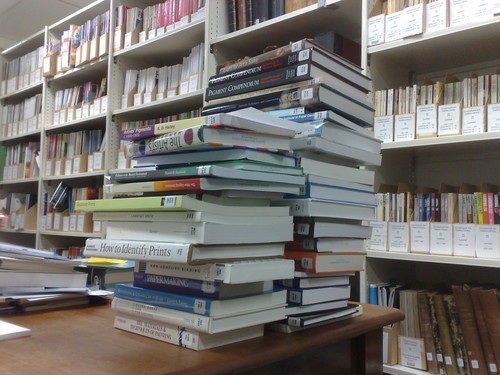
[462, 106, 485, 134]
[133, 93, 142, 106]
[180, 15, 189, 27]
[394, 114, 415, 141]
[179, 80, 189, 95]
[494, 0, 500, 14]
[399, 336, 426, 370]
[93, 220, 101, 233]
[46, 213, 53, 230]
[389, 222, 410, 252]
[99, 34, 108, 56]
[90, 39, 98, 60]
[475, 225, 500, 258]
[53, 214, 61, 231]
[73, 157, 81, 173]
[438, 103, 461, 136]
[472, 0, 493, 19]
[148, 29, 156, 39]
[60, 108, 67, 123]
[385, 11, 404, 43]
[75, 107, 82, 120]
[121, 94, 128, 109]
[124, 32, 133, 49]
[369, 221, 388, 251]
[54, 160, 62, 176]
[188, 73, 199, 92]
[453, 224, 476, 257]
[77, 214, 85, 232]
[53, 111, 60, 125]
[450, 0, 470, 26]
[93, 152, 103, 170]
[43, 57, 51, 73]
[93, 98, 101, 115]
[64, 159, 72, 175]
[167, 88, 177, 98]
[139, 31, 146, 43]
[487, 103, 500, 132]
[425, 0, 448, 33]
[156, 27, 165, 36]
[416, 104, 437, 137]
[70, 214, 77, 231]
[88, 154, 94, 172]
[45, 160, 52, 176]
[403, 4, 424, 37]
[101, 97, 108, 113]
[374, 116, 394, 142]
[63, 216, 70, 232]
[410, 221, 430, 253]
[82, 45, 88, 62]
[67, 108, 74, 122]
[82, 104, 90, 118]
[430, 223, 453, 255]
[113, 29, 123, 50]
[89, 104, 95, 116]
[143, 92, 152, 104]
[75, 48, 82, 66]
[118, 151, 127, 169]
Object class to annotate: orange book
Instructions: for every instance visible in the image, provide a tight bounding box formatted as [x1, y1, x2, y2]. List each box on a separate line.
[284, 250, 365, 274]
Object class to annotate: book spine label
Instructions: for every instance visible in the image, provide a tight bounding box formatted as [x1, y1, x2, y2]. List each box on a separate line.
[84, 238, 191, 263]
[133, 272, 221, 299]
[114, 284, 213, 316]
[208, 48, 311, 87]
[143, 261, 221, 282]
[120, 125, 155, 141]
[110, 166, 211, 182]
[206, 62, 313, 101]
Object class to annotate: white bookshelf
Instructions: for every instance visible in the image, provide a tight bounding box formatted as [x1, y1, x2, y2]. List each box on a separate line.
[383, 364, 431, 375]
[0, 82, 43, 101]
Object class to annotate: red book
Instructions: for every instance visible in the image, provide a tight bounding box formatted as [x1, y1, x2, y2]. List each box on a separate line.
[284, 251, 365, 274]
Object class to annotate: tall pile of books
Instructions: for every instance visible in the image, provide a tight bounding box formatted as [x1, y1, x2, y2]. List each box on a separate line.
[76, 108, 318, 350]
[203, 38, 380, 332]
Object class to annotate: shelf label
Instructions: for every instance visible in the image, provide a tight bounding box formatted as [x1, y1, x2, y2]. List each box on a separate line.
[453, 224, 476, 257]
[93, 152, 104, 170]
[53, 111, 60, 126]
[124, 32, 133, 49]
[46, 213, 53, 230]
[54, 160, 62, 176]
[450, 0, 471, 26]
[398, 336, 426, 370]
[462, 106, 485, 134]
[430, 223, 453, 255]
[403, 3, 424, 37]
[188, 73, 199, 92]
[438, 103, 461, 136]
[101, 96, 108, 113]
[156, 27, 165, 36]
[75, 107, 82, 121]
[394, 113, 415, 141]
[426, 0, 447, 32]
[368, 221, 388, 251]
[471, 0, 493, 20]
[385, 10, 403, 43]
[389, 222, 410, 252]
[374, 115, 394, 143]
[410, 221, 430, 253]
[67, 108, 74, 122]
[487, 103, 500, 132]
[133, 93, 143, 106]
[368, 14, 385, 46]
[63, 216, 70, 232]
[143, 92, 152, 104]
[139, 31, 146, 44]
[179, 80, 189, 96]
[416, 104, 437, 138]
[475, 225, 500, 259]
[53, 213, 61, 231]
[64, 159, 72, 175]
[148, 29, 156, 40]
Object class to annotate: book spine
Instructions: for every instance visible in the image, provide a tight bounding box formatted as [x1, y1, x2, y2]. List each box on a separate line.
[120, 125, 155, 141]
[141, 261, 221, 282]
[133, 272, 222, 299]
[110, 166, 211, 182]
[107, 178, 203, 194]
[227, 0, 237, 33]
[112, 297, 211, 332]
[206, 62, 313, 101]
[416, 292, 439, 374]
[114, 284, 213, 316]
[84, 238, 191, 263]
[208, 48, 310, 87]
[433, 294, 460, 375]
[113, 313, 202, 349]
[427, 293, 448, 374]
[477, 289, 500, 372]
[443, 294, 471, 375]
[126, 125, 206, 157]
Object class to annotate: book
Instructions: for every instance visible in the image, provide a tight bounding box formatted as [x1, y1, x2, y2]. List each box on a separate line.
[284, 251, 366, 273]
[113, 284, 287, 317]
[0, 269, 87, 288]
[92, 210, 293, 225]
[286, 284, 350, 305]
[277, 275, 351, 289]
[294, 182, 377, 206]
[427, 292, 448, 375]
[305, 174, 374, 194]
[276, 198, 376, 221]
[293, 217, 372, 238]
[85, 238, 285, 265]
[0, 320, 31, 341]
[452, 285, 489, 375]
[416, 291, 439, 374]
[114, 312, 265, 350]
[285, 238, 366, 252]
[283, 299, 348, 315]
[131, 147, 296, 167]
[104, 221, 293, 244]
[112, 297, 285, 334]
[105, 177, 302, 196]
[290, 136, 381, 166]
[139, 258, 295, 284]
[134, 272, 273, 299]
[433, 293, 460, 375]
[443, 294, 470, 375]
[287, 305, 359, 327]
[0, 255, 77, 273]
[125, 124, 292, 158]
[477, 289, 500, 371]
[275, 109, 369, 133]
[75, 195, 291, 216]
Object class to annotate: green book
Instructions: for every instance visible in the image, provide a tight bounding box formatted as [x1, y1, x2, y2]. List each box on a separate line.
[74, 195, 290, 216]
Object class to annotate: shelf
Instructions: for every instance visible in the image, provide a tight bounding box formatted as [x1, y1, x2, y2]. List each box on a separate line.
[45, 113, 107, 133]
[1, 129, 42, 143]
[368, 17, 500, 74]
[49, 56, 108, 86]
[0, 228, 37, 234]
[112, 90, 204, 120]
[1, 29, 44, 59]
[383, 364, 430, 375]
[40, 230, 102, 238]
[211, 0, 361, 57]
[43, 170, 105, 182]
[0, 177, 39, 186]
[366, 250, 500, 268]
[114, 19, 205, 65]
[0, 81, 43, 101]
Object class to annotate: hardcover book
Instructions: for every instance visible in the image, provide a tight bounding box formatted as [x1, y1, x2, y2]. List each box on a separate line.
[284, 251, 366, 274]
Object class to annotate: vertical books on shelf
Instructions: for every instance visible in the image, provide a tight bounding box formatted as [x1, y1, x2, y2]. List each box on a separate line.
[1, 46, 44, 96]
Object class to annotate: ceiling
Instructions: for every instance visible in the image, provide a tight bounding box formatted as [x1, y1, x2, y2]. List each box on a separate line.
[0, 0, 95, 51]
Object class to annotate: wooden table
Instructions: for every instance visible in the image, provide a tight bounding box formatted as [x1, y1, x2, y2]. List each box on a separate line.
[0, 302, 403, 375]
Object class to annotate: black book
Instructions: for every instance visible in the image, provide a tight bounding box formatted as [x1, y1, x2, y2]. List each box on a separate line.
[227, 0, 238, 32]
[270, 0, 285, 18]
[251, 0, 270, 24]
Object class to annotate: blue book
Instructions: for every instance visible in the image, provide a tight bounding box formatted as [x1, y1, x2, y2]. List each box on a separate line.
[113, 284, 286, 316]
[133, 272, 273, 300]
[418, 193, 425, 221]
[369, 284, 379, 305]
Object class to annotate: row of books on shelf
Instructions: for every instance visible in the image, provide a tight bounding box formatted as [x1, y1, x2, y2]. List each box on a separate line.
[368, 220, 500, 259]
[43, 11, 110, 77]
[1, 94, 42, 136]
[113, 1, 205, 52]
[371, 283, 500, 375]
[0, 193, 37, 231]
[1, 142, 40, 181]
[1, 46, 44, 95]
[46, 129, 104, 161]
[1, 114, 42, 140]
[42, 183, 102, 234]
[52, 78, 108, 125]
[375, 183, 500, 225]
[368, 0, 500, 47]
[44, 151, 105, 177]
[121, 43, 204, 109]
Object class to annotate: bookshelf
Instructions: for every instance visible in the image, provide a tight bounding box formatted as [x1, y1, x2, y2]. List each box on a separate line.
[363, 2, 500, 374]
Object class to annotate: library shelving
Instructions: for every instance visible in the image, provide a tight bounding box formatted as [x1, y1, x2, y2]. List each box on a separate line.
[363, 1, 500, 374]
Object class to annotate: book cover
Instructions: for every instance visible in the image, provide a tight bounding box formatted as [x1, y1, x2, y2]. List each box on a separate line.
[284, 251, 366, 274]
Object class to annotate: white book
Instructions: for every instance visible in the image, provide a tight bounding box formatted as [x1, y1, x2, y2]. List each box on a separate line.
[288, 285, 351, 305]
[112, 298, 286, 334]
[0, 320, 31, 341]
[0, 270, 87, 288]
[277, 198, 376, 220]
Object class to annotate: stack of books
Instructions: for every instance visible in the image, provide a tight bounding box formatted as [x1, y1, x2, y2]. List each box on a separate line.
[75, 108, 321, 350]
[0, 243, 89, 313]
[201, 39, 380, 332]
